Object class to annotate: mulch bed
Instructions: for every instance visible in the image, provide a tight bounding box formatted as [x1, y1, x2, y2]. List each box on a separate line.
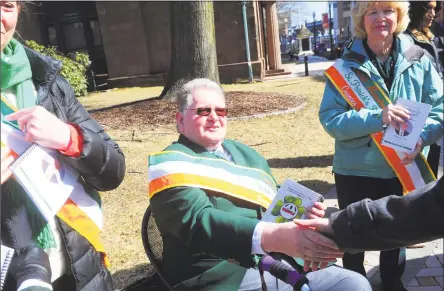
[90, 91, 304, 129]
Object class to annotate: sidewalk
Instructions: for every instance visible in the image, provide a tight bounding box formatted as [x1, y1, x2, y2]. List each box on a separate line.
[323, 186, 444, 291]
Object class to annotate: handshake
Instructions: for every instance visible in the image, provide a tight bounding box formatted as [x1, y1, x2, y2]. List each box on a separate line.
[260, 202, 340, 272]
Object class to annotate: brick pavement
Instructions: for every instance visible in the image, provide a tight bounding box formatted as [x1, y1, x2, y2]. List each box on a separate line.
[323, 187, 444, 291]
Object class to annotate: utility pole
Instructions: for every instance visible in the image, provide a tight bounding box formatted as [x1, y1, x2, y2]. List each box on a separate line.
[297, 3, 301, 27]
[312, 11, 316, 51]
[329, 2, 333, 52]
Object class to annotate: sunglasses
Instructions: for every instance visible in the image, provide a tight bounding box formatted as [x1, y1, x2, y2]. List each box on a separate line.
[186, 107, 228, 117]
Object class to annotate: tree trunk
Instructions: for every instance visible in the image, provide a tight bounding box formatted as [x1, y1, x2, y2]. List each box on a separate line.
[160, 1, 220, 100]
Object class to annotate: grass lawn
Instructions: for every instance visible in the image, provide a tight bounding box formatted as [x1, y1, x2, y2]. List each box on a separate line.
[78, 87, 163, 111]
[82, 76, 335, 289]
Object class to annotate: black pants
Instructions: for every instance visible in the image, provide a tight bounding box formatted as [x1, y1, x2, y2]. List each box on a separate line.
[334, 174, 406, 290]
[427, 143, 441, 177]
[52, 273, 76, 291]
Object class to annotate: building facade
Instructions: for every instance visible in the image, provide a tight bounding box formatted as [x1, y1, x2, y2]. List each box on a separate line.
[18, 1, 284, 90]
[332, 1, 354, 43]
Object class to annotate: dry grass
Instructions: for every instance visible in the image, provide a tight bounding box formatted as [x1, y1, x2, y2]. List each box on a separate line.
[93, 76, 335, 289]
[78, 87, 163, 111]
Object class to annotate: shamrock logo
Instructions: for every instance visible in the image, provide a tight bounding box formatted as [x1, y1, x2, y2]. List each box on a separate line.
[270, 195, 305, 223]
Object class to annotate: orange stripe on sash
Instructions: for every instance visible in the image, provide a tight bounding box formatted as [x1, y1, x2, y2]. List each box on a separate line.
[57, 199, 109, 266]
[325, 66, 416, 193]
[371, 133, 416, 192]
[149, 173, 273, 209]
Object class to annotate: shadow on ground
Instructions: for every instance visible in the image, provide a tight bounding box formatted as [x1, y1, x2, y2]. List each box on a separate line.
[366, 251, 436, 291]
[112, 263, 159, 291]
[273, 75, 326, 88]
[268, 155, 333, 169]
[297, 179, 335, 195]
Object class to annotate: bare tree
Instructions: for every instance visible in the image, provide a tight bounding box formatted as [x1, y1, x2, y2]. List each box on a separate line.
[160, 1, 219, 100]
[276, 1, 309, 26]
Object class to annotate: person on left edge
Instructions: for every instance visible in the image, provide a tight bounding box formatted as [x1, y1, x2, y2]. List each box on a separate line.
[1, 2, 125, 291]
[319, 2, 443, 291]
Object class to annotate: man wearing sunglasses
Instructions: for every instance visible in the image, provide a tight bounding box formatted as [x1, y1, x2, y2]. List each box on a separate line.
[148, 78, 370, 291]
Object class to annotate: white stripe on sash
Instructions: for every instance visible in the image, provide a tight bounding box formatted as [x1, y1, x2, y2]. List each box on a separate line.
[333, 59, 380, 110]
[405, 161, 426, 189]
[149, 160, 277, 201]
[1, 122, 30, 154]
[69, 182, 103, 229]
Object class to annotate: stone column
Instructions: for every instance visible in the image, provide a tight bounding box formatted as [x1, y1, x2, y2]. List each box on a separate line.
[265, 1, 282, 70]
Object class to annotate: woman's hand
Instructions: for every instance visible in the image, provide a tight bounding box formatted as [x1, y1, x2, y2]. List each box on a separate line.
[261, 222, 343, 272]
[304, 201, 327, 219]
[5, 106, 71, 150]
[294, 218, 336, 271]
[402, 137, 423, 165]
[382, 104, 411, 130]
[1, 146, 17, 184]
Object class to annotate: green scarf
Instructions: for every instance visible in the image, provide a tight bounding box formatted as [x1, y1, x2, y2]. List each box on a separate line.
[1, 38, 56, 250]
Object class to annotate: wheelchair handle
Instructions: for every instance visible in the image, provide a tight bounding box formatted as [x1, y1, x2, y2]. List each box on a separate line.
[258, 255, 311, 291]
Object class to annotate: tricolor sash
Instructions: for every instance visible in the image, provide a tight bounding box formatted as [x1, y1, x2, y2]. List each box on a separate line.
[1, 94, 109, 266]
[148, 150, 278, 209]
[324, 59, 436, 194]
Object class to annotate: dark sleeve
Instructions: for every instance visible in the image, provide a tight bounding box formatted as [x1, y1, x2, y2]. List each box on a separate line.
[150, 186, 259, 268]
[329, 177, 444, 253]
[56, 77, 126, 191]
[10, 245, 52, 289]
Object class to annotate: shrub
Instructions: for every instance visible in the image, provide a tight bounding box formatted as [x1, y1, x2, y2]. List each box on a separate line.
[25, 40, 91, 97]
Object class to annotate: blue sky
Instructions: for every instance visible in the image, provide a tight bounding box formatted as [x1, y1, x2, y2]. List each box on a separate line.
[290, 1, 329, 26]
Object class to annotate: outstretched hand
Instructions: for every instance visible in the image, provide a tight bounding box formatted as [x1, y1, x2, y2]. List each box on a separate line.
[261, 222, 343, 272]
[294, 218, 336, 271]
[294, 218, 333, 235]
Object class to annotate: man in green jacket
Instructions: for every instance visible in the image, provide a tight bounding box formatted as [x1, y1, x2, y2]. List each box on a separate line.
[148, 78, 371, 291]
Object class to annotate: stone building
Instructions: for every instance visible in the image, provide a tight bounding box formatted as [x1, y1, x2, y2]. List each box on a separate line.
[331, 1, 353, 41]
[18, 1, 285, 90]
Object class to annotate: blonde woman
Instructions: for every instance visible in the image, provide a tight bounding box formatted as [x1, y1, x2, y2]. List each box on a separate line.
[319, 2, 443, 291]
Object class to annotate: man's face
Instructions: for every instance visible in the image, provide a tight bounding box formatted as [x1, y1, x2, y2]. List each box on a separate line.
[176, 87, 227, 150]
[1, 1, 19, 52]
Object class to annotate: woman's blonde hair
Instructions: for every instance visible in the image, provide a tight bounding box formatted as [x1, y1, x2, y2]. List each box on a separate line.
[351, 1, 410, 38]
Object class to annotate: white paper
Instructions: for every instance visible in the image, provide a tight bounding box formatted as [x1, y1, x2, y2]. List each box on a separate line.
[262, 179, 324, 222]
[381, 98, 432, 152]
[1, 245, 14, 271]
[262, 179, 334, 267]
[10, 145, 79, 222]
[1, 244, 14, 289]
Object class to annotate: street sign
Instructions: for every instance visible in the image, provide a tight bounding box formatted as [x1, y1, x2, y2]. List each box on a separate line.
[322, 13, 329, 29]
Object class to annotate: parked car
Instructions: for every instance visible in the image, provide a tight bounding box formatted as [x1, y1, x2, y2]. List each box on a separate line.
[335, 42, 346, 58]
[314, 43, 327, 57]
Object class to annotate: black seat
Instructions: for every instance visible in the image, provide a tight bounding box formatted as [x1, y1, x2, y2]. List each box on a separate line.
[141, 205, 174, 291]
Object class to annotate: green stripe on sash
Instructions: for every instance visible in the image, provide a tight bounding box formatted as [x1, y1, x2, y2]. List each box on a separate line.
[415, 155, 436, 183]
[149, 151, 277, 190]
[351, 68, 390, 108]
[1, 94, 21, 130]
